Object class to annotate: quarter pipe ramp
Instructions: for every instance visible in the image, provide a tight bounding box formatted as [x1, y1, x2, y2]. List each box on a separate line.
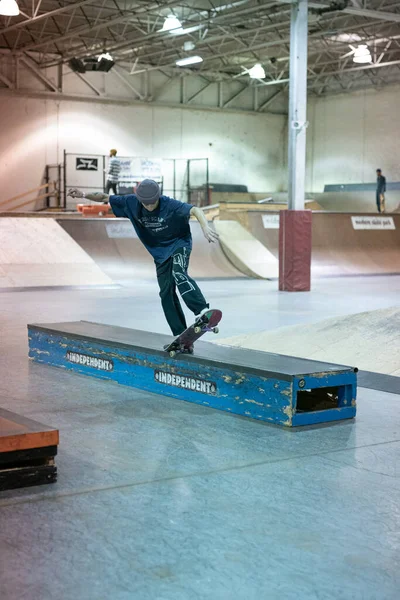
[58, 218, 243, 283]
[247, 211, 400, 276]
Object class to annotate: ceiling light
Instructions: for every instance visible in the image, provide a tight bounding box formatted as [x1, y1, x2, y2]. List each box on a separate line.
[98, 52, 113, 62]
[183, 41, 196, 51]
[176, 55, 203, 67]
[352, 44, 371, 64]
[161, 14, 182, 32]
[331, 33, 361, 43]
[0, 0, 19, 16]
[248, 63, 266, 79]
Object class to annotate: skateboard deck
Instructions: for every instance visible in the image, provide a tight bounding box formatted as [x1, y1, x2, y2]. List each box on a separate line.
[164, 309, 222, 357]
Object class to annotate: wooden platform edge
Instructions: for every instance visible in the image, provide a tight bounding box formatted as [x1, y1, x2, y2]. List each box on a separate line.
[0, 407, 59, 454]
[0, 430, 59, 454]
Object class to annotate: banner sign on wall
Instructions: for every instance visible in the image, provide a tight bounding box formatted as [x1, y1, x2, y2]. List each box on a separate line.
[140, 158, 163, 179]
[262, 214, 280, 229]
[76, 157, 98, 171]
[106, 222, 138, 239]
[118, 158, 163, 182]
[118, 159, 135, 183]
[351, 216, 395, 230]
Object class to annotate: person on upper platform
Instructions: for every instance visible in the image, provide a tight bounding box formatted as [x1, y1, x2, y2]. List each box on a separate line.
[105, 149, 121, 195]
[376, 168, 386, 213]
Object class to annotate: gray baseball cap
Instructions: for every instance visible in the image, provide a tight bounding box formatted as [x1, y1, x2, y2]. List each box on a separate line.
[136, 179, 161, 205]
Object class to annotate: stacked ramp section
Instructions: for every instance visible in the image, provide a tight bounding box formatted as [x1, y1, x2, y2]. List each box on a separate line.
[0, 217, 112, 288]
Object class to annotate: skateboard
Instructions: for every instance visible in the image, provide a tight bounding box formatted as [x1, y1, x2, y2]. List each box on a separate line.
[164, 309, 222, 358]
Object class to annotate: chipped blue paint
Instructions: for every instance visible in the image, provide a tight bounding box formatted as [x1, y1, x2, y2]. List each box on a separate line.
[28, 326, 357, 428]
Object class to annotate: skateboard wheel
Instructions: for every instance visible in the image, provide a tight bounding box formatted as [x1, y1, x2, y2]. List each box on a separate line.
[194, 326, 202, 334]
[169, 350, 176, 358]
[213, 327, 219, 334]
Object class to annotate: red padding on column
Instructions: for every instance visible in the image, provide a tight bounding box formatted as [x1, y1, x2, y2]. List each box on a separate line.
[279, 210, 312, 292]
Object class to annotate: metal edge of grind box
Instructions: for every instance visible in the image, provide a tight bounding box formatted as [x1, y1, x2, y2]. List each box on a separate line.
[27, 321, 357, 428]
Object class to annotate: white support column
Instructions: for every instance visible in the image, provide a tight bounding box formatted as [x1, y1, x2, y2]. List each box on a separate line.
[280, 0, 311, 292]
[287, 0, 308, 210]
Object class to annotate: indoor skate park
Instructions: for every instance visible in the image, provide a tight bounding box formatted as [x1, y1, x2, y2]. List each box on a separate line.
[0, 1, 400, 599]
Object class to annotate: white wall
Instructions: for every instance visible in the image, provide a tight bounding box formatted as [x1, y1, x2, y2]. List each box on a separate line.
[4, 55, 400, 207]
[306, 84, 400, 192]
[0, 95, 287, 206]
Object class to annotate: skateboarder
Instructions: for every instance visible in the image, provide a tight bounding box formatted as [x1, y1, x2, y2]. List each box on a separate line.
[376, 168, 386, 213]
[68, 180, 219, 337]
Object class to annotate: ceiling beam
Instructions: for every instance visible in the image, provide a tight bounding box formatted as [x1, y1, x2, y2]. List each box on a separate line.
[41, 1, 283, 65]
[186, 81, 214, 103]
[20, 0, 180, 51]
[0, 71, 14, 88]
[111, 65, 145, 100]
[222, 84, 250, 107]
[0, 0, 98, 36]
[73, 71, 104, 96]
[19, 55, 58, 91]
[0, 85, 288, 116]
[121, 15, 396, 77]
[307, 1, 400, 23]
[257, 58, 400, 87]
[258, 86, 287, 111]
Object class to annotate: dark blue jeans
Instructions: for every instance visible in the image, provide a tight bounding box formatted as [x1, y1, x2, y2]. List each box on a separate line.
[156, 247, 208, 335]
[106, 180, 118, 195]
[376, 192, 385, 212]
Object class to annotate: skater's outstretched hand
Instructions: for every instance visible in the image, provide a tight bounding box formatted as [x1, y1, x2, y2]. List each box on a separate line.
[202, 224, 219, 243]
[190, 206, 219, 243]
[68, 188, 84, 198]
[68, 188, 110, 203]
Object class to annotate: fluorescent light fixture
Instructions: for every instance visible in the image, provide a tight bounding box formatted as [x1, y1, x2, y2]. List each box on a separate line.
[161, 14, 182, 32]
[0, 0, 19, 16]
[352, 44, 371, 64]
[169, 24, 204, 36]
[248, 63, 266, 79]
[176, 55, 203, 67]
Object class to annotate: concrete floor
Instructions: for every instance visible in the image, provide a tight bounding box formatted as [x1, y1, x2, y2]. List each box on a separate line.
[0, 276, 399, 600]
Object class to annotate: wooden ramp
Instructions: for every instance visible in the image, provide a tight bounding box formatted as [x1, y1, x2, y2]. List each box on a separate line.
[214, 220, 278, 279]
[0, 217, 112, 288]
[0, 408, 58, 491]
[247, 211, 400, 277]
[58, 218, 243, 282]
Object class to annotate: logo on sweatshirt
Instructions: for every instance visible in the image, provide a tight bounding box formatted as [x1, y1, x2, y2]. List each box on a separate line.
[139, 215, 167, 233]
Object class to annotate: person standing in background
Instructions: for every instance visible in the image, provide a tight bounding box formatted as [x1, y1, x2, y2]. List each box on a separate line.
[376, 168, 386, 213]
[105, 149, 121, 195]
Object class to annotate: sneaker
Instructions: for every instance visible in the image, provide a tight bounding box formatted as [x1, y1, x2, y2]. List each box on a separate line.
[182, 345, 194, 355]
[195, 307, 210, 319]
